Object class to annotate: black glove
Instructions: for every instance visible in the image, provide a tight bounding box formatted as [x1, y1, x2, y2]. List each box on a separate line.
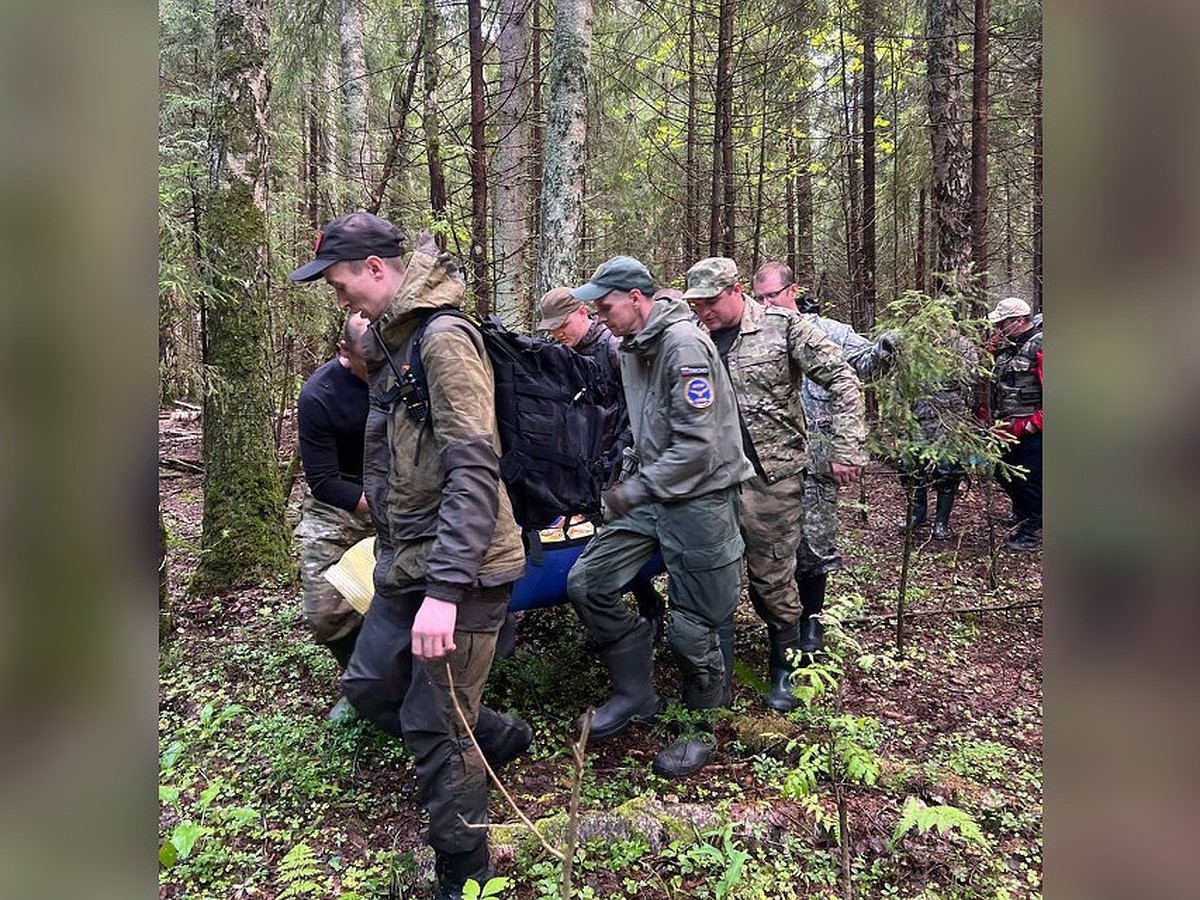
[878, 330, 903, 357]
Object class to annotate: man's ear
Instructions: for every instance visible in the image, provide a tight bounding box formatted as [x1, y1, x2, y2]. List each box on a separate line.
[365, 255, 387, 277]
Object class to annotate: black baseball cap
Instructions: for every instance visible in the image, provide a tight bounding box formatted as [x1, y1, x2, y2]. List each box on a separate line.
[289, 212, 407, 282]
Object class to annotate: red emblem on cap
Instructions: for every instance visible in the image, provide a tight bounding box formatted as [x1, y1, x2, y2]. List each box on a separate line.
[313, 231, 324, 254]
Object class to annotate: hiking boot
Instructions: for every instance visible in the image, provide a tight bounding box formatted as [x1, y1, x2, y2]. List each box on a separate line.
[651, 730, 716, 779]
[579, 618, 658, 740]
[433, 844, 492, 900]
[475, 708, 533, 773]
[1006, 530, 1041, 552]
[931, 486, 955, 539]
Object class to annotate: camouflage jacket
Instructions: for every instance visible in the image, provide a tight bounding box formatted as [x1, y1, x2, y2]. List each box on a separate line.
[615, 297, 754, 506]
[802, 314, 895, 472]
[724, 298, 867, 479]
[912, 331, 979, 445]
[363, 236, 525, 610]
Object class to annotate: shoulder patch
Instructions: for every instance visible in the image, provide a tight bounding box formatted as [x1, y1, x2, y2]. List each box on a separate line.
[679, 365, 710, 377]
[682, 375, 714, 409]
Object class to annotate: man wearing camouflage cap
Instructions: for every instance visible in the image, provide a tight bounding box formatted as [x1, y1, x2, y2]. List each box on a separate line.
[564, 255, 754, 779]
[686, 257, 867, 712]
[752, 261, 900, 658]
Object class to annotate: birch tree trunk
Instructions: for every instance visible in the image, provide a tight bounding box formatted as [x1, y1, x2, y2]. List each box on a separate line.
[537, 0, 593, 294]
[195, 0, 289, 593]
[494, 0, 533, 327]
[927, 0, 972, 302]
[468, 0, 491, 313]
[338, 0, 371, 209]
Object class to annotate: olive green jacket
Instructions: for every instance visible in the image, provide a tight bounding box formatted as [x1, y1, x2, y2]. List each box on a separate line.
[612, 297, 754, 508]
[363, 236, 524, 613]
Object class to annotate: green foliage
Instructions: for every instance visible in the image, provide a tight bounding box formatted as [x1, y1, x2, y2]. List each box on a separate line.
[461, 875, 511, 899]
[889, 796, 991, 852]
[276, 842, 322, 898]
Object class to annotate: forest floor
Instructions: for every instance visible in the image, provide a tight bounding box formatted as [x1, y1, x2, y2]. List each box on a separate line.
[159, 406, 1042, 900]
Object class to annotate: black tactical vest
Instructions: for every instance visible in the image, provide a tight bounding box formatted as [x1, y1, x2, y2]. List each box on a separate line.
[991, 327, 1043, 420]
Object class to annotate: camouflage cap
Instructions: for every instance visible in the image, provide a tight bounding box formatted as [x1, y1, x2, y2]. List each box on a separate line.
[683, 257, 738, 300]
[987, 296, 1032, 323]
[571, 256, 657, 302]
[536, 286, 582, 330]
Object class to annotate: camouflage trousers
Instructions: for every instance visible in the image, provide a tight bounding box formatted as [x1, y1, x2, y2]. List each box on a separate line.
[294, 494, 374, 643]
[739, 471, 806, 629]
[797, 469, 843, 577]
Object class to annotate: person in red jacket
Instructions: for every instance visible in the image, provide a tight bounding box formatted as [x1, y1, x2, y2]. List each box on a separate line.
[985, 297, 1043, 551]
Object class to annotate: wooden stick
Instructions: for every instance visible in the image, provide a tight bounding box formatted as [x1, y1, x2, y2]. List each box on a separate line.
[850, 600, 1041, 624]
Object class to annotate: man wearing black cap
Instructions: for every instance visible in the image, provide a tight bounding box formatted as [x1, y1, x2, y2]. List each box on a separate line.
[290, 212, 532, 900]
[564, 255, 754, 779]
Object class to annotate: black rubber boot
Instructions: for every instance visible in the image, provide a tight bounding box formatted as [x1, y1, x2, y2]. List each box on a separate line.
[474, 707, 533, 773]
[897, 487, 928, 533]
[433, 843, 493, 900]
[797, 574, 827, 654]
[763, 621, 802, 712]
[652, 678, 721, 778]
[580, 618, 659, 740]
[932, 484, 956, 540]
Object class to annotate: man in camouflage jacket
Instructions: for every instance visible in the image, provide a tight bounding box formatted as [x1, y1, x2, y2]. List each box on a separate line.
[290, 213, 531, 900]
[687, 257, 866, 712]
[752, 262, 900, 656]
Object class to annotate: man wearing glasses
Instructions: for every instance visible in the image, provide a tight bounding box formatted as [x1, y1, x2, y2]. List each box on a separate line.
[751, 262, 901, 659]
[686, 257, 866, 713]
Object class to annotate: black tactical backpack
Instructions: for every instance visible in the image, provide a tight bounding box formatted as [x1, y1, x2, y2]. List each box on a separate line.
[404, 309, 608, 529]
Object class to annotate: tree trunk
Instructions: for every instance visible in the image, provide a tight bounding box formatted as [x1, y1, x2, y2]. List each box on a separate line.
[717, 0, 736, 256]
[860, 0, 877, 331]
[369, 33, 424, 215]
[338, 0, 371, 209]
[684, 0, 699, 264]
[838, 8, 859, 318]
[423, 0, 447, 220]
[797, 96, 815, 291]
[531, 0, 544, 235]
[195, 0, 289, 594]
[970, 0, 990, 301]
[537, 0, 593, 294]
[927, 0, 972, 304]
[1032, 43, 1042, 311]
[494, 0, 533, 328]
[916, 186, 927, 295]
[467, 0, 491, 315]
[751, 79, 767, 274]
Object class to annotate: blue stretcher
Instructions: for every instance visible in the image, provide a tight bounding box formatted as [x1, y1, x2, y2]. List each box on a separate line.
[508, 518, 665, 612]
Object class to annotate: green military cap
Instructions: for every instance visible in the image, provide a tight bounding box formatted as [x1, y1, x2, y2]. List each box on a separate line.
[572, 255, 657, 302]
[683, 257, 738, 300]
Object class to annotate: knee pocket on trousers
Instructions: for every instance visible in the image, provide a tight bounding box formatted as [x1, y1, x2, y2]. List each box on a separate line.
[666, 609, 722, 686]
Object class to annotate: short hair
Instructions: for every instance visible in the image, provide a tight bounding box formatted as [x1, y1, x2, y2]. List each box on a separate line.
[342, 313, 370, 349]
[343, 256, 405, 277]
[753, 261, 794, 287]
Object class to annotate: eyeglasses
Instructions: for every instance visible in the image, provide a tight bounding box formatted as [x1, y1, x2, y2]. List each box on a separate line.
[754, 283, 793, 304]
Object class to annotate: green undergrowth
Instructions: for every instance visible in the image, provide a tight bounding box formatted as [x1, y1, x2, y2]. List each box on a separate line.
[161, 563, 1041, 899]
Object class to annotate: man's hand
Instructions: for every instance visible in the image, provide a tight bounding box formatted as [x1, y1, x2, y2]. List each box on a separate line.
[830, 462, 863, 487]
[878, 330, 904, 357]
[412, 596, 458, 660]
[601, 484, 634, 522]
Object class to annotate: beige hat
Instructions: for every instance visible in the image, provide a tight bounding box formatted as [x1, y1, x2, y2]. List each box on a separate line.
[536, 286, 583, 330]
[987, 296, 1032, 323]
[683, 257, 738, 300]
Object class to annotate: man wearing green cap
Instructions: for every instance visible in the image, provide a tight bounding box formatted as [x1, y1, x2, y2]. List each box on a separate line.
[685, 257, 867, 712]
[565, 255, 754, 779]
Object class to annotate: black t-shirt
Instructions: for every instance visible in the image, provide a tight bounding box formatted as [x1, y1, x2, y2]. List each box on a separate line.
[297, 358, 369, 511]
